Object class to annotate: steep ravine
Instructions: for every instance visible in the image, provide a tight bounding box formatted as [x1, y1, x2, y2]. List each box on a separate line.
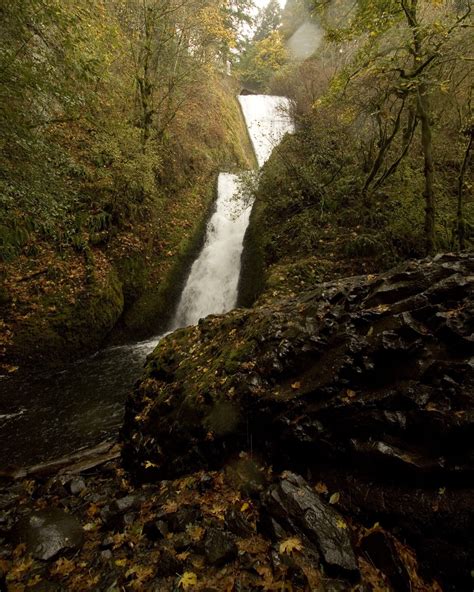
[0, 94, 292, 471]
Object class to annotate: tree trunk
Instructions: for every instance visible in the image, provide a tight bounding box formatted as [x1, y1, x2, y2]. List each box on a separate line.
[138, 2, 154, 149]
[401, 0, 436, 253]
[457, 127, 473, 250]
[416, 86, 435, 252]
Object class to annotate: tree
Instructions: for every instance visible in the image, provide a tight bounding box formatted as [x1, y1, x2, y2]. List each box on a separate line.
[311, 0, 473, 252]
[254, 0, 282, 41]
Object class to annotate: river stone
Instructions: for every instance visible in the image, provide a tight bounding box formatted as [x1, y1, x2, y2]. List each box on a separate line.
[263, 473, 358, 578]
[13, 508, 83, 560]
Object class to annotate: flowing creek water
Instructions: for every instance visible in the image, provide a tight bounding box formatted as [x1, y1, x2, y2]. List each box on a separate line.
[0, 95, 294, 469]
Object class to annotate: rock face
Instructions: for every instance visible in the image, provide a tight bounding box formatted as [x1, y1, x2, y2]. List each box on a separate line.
[122, 253, 473, 586]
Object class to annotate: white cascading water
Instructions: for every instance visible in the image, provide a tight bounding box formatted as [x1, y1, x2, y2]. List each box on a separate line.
[172, 95, 294, 328]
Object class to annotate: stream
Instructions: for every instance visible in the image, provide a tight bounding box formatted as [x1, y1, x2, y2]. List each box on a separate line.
[0, 95, 294, 470]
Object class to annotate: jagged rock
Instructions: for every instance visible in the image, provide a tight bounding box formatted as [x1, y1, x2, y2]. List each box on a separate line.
[12, 508, 83, 561]
[204, 528, 237, 566]
[263, 473, 358, 578]
[122, 253, 474, 587]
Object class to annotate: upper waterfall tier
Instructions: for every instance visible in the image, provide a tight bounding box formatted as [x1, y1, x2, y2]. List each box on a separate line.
[238, 95, 294, 168]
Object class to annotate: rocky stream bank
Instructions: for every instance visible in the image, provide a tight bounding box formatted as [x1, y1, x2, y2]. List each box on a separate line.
[1, 253, 472, 591]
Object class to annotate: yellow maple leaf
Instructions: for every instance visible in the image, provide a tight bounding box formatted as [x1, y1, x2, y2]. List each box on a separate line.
[336, 518, 347, 530]
[178, 571, 198, 589]
[279, 537, 303, 555]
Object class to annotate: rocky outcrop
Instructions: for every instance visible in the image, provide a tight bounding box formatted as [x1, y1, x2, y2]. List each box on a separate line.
[122, 253, 473, 587]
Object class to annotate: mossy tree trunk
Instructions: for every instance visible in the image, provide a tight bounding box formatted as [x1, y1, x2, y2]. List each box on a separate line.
[457, 126, 473, 250]
[401, 0, 436, 253]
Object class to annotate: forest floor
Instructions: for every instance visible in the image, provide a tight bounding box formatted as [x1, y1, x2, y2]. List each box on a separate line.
[0, 449, 441, 592]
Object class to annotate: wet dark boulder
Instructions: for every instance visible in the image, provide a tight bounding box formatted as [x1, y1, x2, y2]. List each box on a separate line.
[262, 473, 358, 578]
[12, 508, 83, 561]
[122, 253, 474, 587]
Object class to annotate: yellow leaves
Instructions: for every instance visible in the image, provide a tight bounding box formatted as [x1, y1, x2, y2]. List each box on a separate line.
[187, 525, 205, 542]
[7, 557, 34, 584]
[240, 501, 250, 512]
[197, 5, 236, 48]
[115, 558, 127, 567]
[125, 564, 154, 583]
[162, 500, 178, 514]
[238, 536, 271, 556]
[329, 492, 341, 505]
[177, 475, 197, 490]
[86, 502, 100, 517]
[346, 388, 356, 399]
[336, 518, 348, 530]
[178, 571, 198, 589]
[279, 537, 303, 555]
[51, 558, 76, 577]
[209, 503, 226, 520]
[291, 381, 301, 390]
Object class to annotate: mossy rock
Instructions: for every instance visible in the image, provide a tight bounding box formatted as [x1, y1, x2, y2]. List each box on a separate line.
[11, 269, 123, 365]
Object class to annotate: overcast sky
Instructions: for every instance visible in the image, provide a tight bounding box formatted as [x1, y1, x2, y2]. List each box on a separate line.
[253, 0, 286, 10]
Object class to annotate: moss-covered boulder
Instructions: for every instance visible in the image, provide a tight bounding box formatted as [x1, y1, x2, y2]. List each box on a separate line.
[122, 252, 473, 587]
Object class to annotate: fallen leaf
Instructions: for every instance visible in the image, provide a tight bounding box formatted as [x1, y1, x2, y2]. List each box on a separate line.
[315, 481, 328, 495]
[279, 537, 303, 555]
[178, 571, 197, 589]
[329, 492, 340, 505]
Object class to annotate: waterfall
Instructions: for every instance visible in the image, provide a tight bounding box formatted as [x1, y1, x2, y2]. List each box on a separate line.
[172, 95, 294, 328]
[0, 95, 294, 468]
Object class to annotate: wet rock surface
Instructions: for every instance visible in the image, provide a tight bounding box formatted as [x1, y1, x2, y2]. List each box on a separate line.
[12, 508, 84, 561]
[122, 253, 474, 588]
[262, 473, 358, 578]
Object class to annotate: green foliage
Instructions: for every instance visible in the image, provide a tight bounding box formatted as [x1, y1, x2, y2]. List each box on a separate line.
[236, 31, 288, 91]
